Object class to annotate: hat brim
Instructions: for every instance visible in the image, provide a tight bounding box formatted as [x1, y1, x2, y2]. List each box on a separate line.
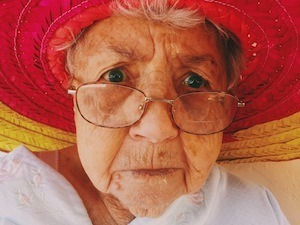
[0, 0, 299, 162]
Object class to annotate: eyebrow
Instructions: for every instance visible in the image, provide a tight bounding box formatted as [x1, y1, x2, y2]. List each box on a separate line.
[106, 46, 218, 69]
[178, 54, 218, 68]
[107, 45, 145, 61]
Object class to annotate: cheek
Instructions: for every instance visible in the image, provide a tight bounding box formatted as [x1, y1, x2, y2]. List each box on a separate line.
[181, 132, 222, 160]
[180, 132, 222, 192]
[75, 110, 127, 192]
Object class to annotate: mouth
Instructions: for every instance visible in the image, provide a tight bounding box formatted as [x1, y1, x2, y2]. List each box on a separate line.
[130, 168, 179, 176]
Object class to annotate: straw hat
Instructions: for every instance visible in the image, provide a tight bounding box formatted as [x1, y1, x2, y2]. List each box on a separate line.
[0, 0, 299, 162]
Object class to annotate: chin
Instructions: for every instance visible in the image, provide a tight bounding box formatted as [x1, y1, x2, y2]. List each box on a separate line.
[119, 187, 183, 218]
[108, 169, 187, 217]
[129, 203, 170, 218]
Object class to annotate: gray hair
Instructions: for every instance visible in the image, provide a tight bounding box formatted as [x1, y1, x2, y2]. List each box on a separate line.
[65, 0, 244, 90]
[110, 0, 204, 28]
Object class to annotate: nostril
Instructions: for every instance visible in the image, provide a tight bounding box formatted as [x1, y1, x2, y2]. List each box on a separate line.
[129, 124, 178, 143]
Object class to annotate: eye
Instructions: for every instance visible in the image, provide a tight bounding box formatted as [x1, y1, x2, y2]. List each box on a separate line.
[104, 68, 126, 83]
[183, 73, 207, 89]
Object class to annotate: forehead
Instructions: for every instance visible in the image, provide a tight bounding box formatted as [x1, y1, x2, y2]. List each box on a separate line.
[72, 15, 226, 89]
[82, 16, 221, 57]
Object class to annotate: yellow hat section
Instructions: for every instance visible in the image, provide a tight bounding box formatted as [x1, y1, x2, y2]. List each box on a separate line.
[0, 102, 76, 152]
[1, 101, 299, 162]
[220, 112, 300, 163]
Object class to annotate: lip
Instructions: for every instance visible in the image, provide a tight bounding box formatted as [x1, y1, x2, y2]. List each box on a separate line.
[130, 168, 179, 176]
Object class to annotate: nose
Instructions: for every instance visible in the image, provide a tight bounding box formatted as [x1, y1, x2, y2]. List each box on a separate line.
[129, 101, 178, 143]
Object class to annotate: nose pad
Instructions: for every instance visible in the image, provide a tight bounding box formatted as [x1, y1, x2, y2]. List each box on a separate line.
[129, 101, 178, 143]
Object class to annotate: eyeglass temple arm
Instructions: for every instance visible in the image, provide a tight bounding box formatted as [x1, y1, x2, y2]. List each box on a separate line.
[238, 102, 245, 108]
[67, 89, 76, 95]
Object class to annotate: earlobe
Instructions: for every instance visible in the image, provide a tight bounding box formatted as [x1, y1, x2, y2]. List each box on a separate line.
[72, 94, 76, 105]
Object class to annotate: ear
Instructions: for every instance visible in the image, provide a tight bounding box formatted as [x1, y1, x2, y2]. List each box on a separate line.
[72, 95, 76, 112]
[67, 77, 81, 106]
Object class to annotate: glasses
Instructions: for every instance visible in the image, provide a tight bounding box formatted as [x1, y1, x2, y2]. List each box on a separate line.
[68, 83, 245, 135]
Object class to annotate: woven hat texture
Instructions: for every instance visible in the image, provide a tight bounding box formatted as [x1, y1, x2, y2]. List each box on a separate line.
[0, 0, 299, 162]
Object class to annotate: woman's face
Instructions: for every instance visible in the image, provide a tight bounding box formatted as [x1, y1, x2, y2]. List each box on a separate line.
[72, 15, 227, 217]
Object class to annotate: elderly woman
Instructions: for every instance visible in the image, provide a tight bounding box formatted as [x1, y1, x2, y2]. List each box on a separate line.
[0, 0, 298, 224]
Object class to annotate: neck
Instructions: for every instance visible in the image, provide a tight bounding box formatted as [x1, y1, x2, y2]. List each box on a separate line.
[58, 146, 134, 225]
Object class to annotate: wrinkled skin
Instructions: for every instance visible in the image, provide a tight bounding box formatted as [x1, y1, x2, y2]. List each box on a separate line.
[71, 15, 227, 223]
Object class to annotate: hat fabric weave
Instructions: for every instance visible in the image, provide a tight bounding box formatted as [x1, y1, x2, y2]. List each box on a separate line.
[0, 0, 299, 162]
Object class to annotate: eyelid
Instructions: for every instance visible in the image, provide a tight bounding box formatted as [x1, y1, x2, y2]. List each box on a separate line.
[190, 69, 212, 82]
[100, 67, 138, 86]
[97, 67, 120, 79]
[94, 61, 129, 81]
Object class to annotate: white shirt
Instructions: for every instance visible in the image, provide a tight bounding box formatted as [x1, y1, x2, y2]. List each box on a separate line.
[0, 146, 290, 225]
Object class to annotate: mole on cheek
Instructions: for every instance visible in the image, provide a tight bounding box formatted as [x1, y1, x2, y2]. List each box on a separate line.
[158, 151, 166, 160]
[110, 173, 122, 192]
[114, 183, 121, 190]
[190, 148, 198, 157]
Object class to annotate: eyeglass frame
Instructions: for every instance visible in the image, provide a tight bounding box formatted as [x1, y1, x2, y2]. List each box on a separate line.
[68, 83, 245, 135]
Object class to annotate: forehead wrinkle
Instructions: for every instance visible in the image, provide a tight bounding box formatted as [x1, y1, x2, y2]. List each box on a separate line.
[108, 45, 146, 61]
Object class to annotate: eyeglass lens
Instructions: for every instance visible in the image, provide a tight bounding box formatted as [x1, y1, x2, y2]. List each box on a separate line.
[75, 84, 238, 134]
